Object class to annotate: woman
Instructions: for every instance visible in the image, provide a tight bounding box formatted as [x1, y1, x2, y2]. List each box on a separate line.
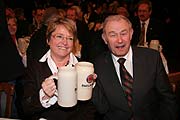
[7, 15, 28, 67]
[21, 17, 96, 120]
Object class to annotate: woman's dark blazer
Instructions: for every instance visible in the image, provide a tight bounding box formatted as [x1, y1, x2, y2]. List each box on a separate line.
[21, 60, 96, 120]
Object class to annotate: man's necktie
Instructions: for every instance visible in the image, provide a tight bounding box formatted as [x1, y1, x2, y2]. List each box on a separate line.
[138, 22, 145, 46]
[118, 58, 133, 108]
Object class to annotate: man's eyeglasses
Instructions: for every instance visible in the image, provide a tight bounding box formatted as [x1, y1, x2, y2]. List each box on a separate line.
[51, 34, 74, 42]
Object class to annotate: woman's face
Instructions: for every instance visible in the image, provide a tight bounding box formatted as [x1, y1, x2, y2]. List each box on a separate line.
[7, 18, 17, 36]
[47, 24, 74, 59]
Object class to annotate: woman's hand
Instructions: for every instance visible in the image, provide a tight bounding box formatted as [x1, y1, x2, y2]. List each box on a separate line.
[41, 74, 58, 98]
[92, 73, 97, 82]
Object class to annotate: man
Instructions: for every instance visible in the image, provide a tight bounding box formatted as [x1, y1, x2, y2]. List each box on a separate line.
[92, 15, 177, 120]
[66, 7, 90, 61]
[27, 7, 60, 64]
[131, 0, 166, 47]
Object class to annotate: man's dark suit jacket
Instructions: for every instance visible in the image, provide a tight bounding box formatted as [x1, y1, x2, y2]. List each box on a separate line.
[26, 25, 49, 63]
[0, 0, 25, 82]
[92, 47, 177, 120]
[131, 17, 166, 46]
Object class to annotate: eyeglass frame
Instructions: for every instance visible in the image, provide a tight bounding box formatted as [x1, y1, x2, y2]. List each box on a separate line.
[51, 34, 74, 42]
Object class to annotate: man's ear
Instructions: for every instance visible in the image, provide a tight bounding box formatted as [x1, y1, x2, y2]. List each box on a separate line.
[102, 33, 107, 44]
[130, 28, 134, 41]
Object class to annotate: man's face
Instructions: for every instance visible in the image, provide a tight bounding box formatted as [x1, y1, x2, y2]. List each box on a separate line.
[137, 3, 151, 21]
[102, 19, 133, 57]
[66, 9, 76, 21]
[35, 9, 44, 24]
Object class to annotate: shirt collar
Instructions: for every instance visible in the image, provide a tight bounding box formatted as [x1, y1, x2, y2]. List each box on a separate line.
[39, 50, 78, 74]
[140, 18, 150, 26]
[112, 46, 133, 63]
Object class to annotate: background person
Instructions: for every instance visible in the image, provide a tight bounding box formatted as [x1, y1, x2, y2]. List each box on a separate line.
[131, 0, 167, 49]
[0, 0, 25, 118]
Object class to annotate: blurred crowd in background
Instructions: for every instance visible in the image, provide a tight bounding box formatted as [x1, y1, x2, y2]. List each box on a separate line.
[4, 0, 180, 72]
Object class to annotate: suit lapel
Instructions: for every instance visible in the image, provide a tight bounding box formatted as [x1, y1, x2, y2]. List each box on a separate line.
[104, 52, 130, 111]
[131, 47, 149, 102]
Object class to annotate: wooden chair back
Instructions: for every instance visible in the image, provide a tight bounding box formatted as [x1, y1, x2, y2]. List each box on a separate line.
[168, 72, 180, 92]
[0, 82, 15, 118]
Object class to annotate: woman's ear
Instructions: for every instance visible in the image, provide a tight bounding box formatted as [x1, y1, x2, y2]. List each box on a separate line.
[102, 33, 107, 44]
[47, 39, 50, 45]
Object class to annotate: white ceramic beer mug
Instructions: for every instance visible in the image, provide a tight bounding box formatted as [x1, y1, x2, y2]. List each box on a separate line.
[75, 62, 94, 101]
[57, 66, 77, 107]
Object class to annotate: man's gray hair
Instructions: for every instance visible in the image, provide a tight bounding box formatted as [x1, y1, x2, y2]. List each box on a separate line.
[103, 15, 132, 33]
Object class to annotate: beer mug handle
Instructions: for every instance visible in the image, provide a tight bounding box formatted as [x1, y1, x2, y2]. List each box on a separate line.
[48, 75, 58, 86]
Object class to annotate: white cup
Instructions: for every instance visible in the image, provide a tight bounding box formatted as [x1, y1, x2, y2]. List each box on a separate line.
[57, 66, 77, 107]
[149, 40, 160, 51]
[75, 62, 94, 101]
